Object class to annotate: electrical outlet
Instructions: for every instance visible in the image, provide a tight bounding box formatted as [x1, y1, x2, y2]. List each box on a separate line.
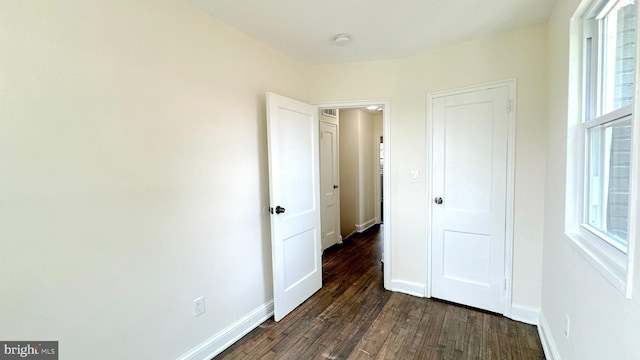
[193, 296, 205, 317]
[564, 314, 570, 338]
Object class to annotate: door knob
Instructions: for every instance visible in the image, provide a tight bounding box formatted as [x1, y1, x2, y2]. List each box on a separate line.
[269, 206, 286, 214]
[434, 197, 443, 205]
[333, 185, 339, 189]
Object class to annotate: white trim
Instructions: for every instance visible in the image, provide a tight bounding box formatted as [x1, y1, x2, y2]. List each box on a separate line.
[342, 230, 357, 241]
[625, 9, 640, 295]
[426, 90, 434, 298]
[176, 301, 274, 360]
[504, 81, 517, 318]
[425, 79, 517, 316]
[538, 312, 562, 360]
[424, 89, 434, 298]
[315, 99, 391, 291]
[583, 103, 633, 127]
[389, 279, 426, 297]
[355, 218, 377, 233]
[373, 128, 383, 228]
[565, 231, 627, 292]
[509, 304, 539, 325]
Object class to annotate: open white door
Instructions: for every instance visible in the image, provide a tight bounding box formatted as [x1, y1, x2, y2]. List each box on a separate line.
[266, 92, 322, 321]
[320, 121, 341, 250]
[430, 84, 512, 314]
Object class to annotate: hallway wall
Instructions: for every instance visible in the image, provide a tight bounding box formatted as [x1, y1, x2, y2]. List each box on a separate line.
[339, 109, 380, 237]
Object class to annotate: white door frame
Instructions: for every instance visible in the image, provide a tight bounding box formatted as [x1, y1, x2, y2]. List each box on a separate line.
[314, 99, 392, 290]
[426, 80, 516, 317]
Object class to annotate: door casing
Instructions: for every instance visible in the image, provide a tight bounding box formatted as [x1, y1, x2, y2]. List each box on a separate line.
[426, 80, 516, 317]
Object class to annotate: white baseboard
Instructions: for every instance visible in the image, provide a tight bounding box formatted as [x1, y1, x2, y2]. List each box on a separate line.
[176, 301, 273, 360]
[509, 304, 539, 325]
[342, 230, 357, 241]
[355, 218, 377, 233]
[389, 279, 427, 297]
[538, 311, 561, 360]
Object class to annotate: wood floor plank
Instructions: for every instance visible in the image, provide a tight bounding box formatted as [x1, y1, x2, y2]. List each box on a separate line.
[353, 294, 407, 357]
[214, 225, 545, 360]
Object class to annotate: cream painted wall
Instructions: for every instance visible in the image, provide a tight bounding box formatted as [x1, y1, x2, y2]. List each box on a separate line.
[339, 110, 360, 237]
[338, 109, 380, 236]
[542, 0, 640, 358]
[0, 0, 307, 359]
[308, 24, 548, 309]
[358, 111, 375, 226]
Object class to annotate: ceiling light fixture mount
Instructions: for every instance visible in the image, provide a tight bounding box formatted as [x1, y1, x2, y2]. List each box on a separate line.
[332, 33, 352, 46]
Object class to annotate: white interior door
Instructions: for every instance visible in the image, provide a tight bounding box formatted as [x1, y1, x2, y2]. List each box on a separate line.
[320, 121, 341, 250]
[430, 85, 511, 314]
[266, 92, 322, 321]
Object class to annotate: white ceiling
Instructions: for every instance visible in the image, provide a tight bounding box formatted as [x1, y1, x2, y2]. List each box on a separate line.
[185, 0, 556, 65]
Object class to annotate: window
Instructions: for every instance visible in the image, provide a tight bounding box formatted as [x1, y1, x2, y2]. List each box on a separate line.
[585, 116, 632, 251]
[568, 0, 637, 296]
[583, 0, 636, 252]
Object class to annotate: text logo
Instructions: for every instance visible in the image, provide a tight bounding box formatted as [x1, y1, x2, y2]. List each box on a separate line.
[0, 342, 57, 359]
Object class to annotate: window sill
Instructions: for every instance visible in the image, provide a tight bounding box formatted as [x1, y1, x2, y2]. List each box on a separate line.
[565, 231, 631, 298]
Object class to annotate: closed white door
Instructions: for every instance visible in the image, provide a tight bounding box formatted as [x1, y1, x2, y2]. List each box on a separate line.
[266, 92, 322, 321]
[320, 121, 341, 250]
[430, 85, 511, 313]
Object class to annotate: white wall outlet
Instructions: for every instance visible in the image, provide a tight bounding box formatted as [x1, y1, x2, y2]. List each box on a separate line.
[193, 296, 205, 317]
[564, 314, 570, 338]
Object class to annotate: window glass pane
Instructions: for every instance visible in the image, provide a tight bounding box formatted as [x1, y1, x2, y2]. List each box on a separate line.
[586, 118, 632, 250]
[601, 0, 637, 114]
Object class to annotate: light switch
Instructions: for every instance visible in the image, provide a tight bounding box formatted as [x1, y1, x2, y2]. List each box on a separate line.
[410, 170, 419, 183]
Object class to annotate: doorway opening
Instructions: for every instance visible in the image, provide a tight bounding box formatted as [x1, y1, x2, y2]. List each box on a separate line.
[316, 99, 391, 290]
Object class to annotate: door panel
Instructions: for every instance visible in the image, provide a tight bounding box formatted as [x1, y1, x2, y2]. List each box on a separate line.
[320, 121, 341, 250]
[443, 231, 491, 286]
[278, 110, 315, 213]
[283, 229, 317, 290]
[443, 102, 493, 213]
[431, 85, 510, 314]
[266, 92, 322, 321]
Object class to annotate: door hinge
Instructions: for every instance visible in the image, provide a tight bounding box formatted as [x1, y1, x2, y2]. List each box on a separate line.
[507, 99, 512, 113]
[504, 278, 507, 291]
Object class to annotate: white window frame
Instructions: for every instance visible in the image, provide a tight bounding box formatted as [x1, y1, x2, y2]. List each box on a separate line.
[566, 0, 638, 298]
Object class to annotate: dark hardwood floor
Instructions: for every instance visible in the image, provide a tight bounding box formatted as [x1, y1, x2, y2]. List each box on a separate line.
[215, 225, 545, 360]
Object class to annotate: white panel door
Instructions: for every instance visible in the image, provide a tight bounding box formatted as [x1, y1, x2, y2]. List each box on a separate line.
[266, 92, 322, 321]
[320, 121, 341, 250]
[431, 85, 510, 313]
